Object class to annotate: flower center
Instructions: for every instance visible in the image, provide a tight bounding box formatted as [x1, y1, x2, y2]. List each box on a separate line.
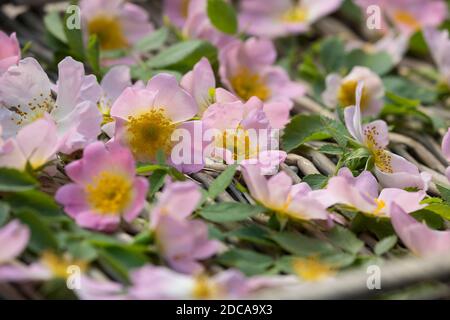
[337, 80, 369, 109]
[373, 198, 386, 216]
[216, 126, 259, 162]
[281, 6, 308, 23]
[88, 15, 128, 50]
[373, 149, 393, 173]
[41, 251, 87, 279]
[86, 171, 132, 214]
[292, 257, 334, 281]
[126, 109, 176, 162]
[392, 10, 420, 31]
[230, 68, 271, 101]
[192, 275, 218, 299]
[10, 93, 54, 128]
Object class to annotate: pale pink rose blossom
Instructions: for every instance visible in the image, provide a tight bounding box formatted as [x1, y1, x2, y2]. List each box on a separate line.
[80, 0, 154, 65]
[55, 141, 149, 232]
[355, 0, 447, 36]
[219, 37, 305, 104]
[344, 83, 431, 190]
[314, 168, 427, 218]
[242, 164, 329, 224]
[322, 66, 384, 116]
[0, 117, 58, 171]
[239, 0, 343, 38]
[149, 179, 221, 274]
[0, 57, 102, 154]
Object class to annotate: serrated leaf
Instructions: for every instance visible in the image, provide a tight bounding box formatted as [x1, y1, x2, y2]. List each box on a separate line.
[282, 114, 331, 151]
[208, 165, 237, 199]
[320, 116, 349, 147]
[199, 202, 263, 222]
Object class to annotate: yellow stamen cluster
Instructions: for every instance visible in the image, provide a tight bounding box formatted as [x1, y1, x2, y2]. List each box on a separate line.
[393, 10, 421, 31]
[337, 80, 369, 110]
[217, 126, 259, 162]
[281, 6, 308, 23]
[363, 125, 393, 173]
[86, 171, 132, 214]
[41, 251, 87, 279]
[373, 149, 393, 173]
[126, 109, 176, 162]
[230, 68, 271, 101]
[373, 198, 386, 216]
[192, 275, 219, 299]
[88, 15, 128, 50]
[292, 257, 334, 282]
[10, 93, 54, 127]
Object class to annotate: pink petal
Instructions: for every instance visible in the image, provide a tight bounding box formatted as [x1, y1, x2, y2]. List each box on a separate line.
[0, 220, 30, 263]
[391, 203, 450, 256]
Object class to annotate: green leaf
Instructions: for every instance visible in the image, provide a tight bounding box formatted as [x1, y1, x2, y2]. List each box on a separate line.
[374, 235, 397, 256]
[327, 225, 364, 255]
[86, 35, 100, 76]
[383, 76, 437, 104]
[4, 190, 63, 218]
[67, 241, 98, 261]
[351, 213, 394, 239]
[44, 11, 67, 43]
[16, 210, 58, 253]
[318, 144, 345, 155]
[199, 202, 263, 222]
[133, 27, 168, 52]
[97, 244, 148, 282]
[345, 49, 393, 75]
[217, 248, 273, 275]
[302, 174, 328, 190]
[148, 169, 167, 198]
[414, 204, 450, 222]
[207, 0, 238, 34]
[63, 10, 84, 60]
[147, 40, 217, 73]
[437, 184, 450, 203]
[0, 168, 37, 192]
[0, 202, 10, 227]
[208, 165, 237, 199]
[320, 116, 349, 147]
[271, 232, 337, 257]
[282, 114, 331, 151]
[320, 37, 345, 73]
[227, 225, 274, 247]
